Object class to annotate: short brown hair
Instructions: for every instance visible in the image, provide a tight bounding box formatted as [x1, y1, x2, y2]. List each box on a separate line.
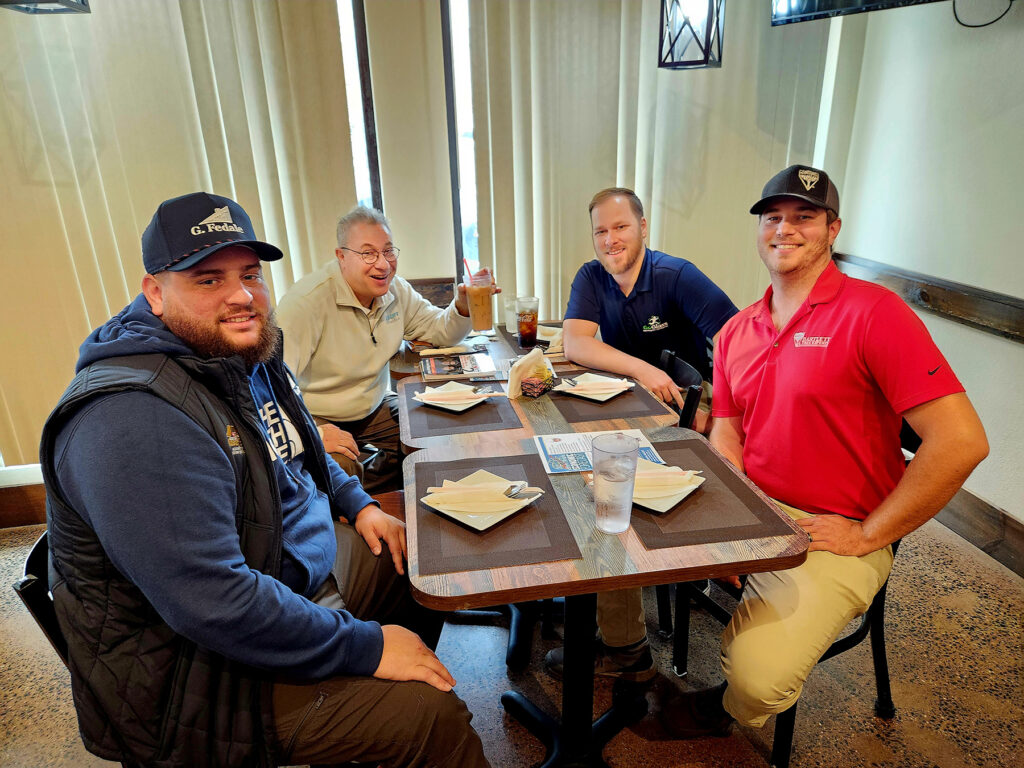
[588, 187, 644, 222]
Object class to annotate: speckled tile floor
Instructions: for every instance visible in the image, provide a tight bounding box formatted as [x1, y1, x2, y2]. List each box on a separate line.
[2, 519, 1021, 768]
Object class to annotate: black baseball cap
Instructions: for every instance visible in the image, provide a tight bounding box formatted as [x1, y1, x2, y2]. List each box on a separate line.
[749, 165, 840, 217]
[142, 192, 283, 274]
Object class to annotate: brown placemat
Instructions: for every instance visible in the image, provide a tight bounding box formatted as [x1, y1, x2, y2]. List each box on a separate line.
[497, 324, 547, 354]
[415, 455, 581, 576]
[630, 439, 793, 549]
[402, 385, 522, 438]
[548, 368, 673, 423]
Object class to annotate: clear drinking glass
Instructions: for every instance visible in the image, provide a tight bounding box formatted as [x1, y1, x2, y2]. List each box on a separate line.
[591, 433, 639, 534]
[465, 270, 493, 332]
[515, 296, 539, 348]
[504, 296, 518, 333]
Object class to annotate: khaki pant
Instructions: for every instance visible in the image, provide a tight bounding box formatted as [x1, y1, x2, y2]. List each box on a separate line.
[721, 503, 893, 727]
[596, 588, 648, 647]
[272, 522, 489, 767]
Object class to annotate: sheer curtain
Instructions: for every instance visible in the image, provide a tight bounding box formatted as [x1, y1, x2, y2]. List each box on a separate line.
[0, 0, 356, 465]
[468, 0, 830, 321]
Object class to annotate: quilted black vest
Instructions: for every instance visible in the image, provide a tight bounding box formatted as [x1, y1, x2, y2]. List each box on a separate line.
[39, 351, 333, 767]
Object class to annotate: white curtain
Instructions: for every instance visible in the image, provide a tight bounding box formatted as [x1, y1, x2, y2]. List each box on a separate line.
[0, 0, 357, 465]
[468, 0, 830, 322]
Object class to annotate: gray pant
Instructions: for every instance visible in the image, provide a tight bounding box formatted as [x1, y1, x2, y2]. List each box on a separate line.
[271, 523, 489, 767]
[317, 394, 402, 493]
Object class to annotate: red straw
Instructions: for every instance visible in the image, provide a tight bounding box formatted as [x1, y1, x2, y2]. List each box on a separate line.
[463, 257, 473, 283]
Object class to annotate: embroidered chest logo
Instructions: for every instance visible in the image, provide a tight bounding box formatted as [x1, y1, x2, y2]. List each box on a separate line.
[191, 206, 244, 236]
[643, 315, 669, 332]
[793, 331, 831, 348]
[384, 310, 399, 323]
[798, 169, 820, 191]
[225, 425, 245, 456]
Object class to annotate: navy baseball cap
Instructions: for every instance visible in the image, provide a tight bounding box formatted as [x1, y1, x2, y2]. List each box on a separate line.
[749, 165, 840, 217]
[142, 192, 284, 274]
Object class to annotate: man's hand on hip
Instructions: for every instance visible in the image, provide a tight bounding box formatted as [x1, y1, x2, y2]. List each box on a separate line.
[317, 424, 359, 461]
[796, 514, 874, 557]
[375, 624, 456, 692]
[354, 504, 408, 575]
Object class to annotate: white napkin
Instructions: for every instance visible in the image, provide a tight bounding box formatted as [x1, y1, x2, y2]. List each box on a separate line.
[632, 458, 704, 500]
[507, 347, 548, 398]
[421, 470, 544, 515]
[413, 381, 502, 406]
[537, 325, 563, 353]
[552, 372, 635, 396]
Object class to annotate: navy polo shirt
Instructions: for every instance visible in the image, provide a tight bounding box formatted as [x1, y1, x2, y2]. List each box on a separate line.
[564, 248, 738, 379]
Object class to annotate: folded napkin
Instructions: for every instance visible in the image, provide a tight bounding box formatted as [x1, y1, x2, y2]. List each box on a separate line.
[537, 325, 563, 353]
[552, 372, 635, 395]
[413, 381, 504, 406]
[420, 345, 473, 357]
[508, 347, 551, 398]
[632, 458, 704, 500]
[421, 470, 544, 515]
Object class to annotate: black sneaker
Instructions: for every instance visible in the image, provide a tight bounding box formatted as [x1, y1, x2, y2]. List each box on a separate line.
[544, 639, 657, 683]
[659, 682, 734, 739]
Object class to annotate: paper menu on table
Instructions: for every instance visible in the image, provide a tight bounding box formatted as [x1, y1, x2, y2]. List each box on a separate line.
[532, 429, 664, 474]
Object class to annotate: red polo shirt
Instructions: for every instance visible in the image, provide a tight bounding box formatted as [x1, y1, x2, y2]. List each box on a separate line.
[712, 261, 964, 520]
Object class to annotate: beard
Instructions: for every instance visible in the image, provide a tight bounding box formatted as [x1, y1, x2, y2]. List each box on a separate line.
[163, 308, 280, 368]
[598, 242, 644, 276]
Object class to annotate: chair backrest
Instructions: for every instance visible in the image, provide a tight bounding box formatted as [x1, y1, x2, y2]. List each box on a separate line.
[12, 531, 69, 666]
[659, 349, 704, 429]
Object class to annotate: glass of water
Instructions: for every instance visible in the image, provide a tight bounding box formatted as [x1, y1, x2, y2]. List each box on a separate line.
[591, 433, 640, 534]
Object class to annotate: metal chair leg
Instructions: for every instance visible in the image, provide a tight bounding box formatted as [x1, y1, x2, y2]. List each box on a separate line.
[655, 583, 673, 636]
[770, 703, 797, 768]
[672, 582, 691, 677]
[869, 584, 895, 718]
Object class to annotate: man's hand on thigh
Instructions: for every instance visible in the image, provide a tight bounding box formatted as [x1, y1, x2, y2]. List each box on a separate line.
[375, 624, 456, 692]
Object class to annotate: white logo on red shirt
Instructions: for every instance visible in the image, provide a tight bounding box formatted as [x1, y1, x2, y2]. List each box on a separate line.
[793, 331, 830, 348]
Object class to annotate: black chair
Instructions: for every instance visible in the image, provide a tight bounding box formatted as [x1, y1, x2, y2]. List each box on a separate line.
[13, 531, 68, 665]
[653, 350, 706, 636]
[658, 349, 704, 430]
[674, 541, 901, 768]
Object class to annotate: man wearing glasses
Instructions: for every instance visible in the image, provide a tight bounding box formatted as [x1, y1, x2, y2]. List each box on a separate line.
[278, 206, 490, 490]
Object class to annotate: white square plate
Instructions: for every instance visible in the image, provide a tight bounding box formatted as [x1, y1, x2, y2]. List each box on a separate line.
[420, 469, 542, 531]
[633, 475, 705, 513]
[413, 382, 490, 413]
[552, 372, 633, 402]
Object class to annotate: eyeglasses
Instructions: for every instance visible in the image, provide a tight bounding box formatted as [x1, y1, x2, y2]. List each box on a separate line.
[340, 246, 400, 265]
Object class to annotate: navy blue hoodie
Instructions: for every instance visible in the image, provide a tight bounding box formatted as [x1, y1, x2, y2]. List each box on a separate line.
[52, 294, 384, 678]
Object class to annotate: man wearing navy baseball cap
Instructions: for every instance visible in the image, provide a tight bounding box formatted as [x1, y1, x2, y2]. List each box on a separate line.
[40, 192, 489, 767]
[660, 165, 988, 741]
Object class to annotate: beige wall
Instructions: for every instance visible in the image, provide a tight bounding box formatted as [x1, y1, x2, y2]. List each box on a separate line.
[838, 3, 1024, 520]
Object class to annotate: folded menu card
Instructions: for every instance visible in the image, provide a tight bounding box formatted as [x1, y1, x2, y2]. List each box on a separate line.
[631, 457, 705, 513]
[420, 469, 545, 531]
[551, 372, 635, 401]
[412, 381, 505, 412]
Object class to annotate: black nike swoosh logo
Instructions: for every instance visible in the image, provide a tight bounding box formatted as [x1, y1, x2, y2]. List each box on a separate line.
[928, 365, 942, 375]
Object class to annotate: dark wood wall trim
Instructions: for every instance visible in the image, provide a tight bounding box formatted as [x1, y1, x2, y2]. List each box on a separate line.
[407, 276, 456, 309]
[834, 252, 1024, 343]
[0, 484, 46, 528]
[936, 490, 1023, 579]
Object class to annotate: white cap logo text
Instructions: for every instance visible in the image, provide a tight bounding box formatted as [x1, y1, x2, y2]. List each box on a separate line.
[191, 206, 244, 236]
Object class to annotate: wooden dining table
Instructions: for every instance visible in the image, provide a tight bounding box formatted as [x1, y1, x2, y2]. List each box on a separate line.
[395, 332, 809, 767]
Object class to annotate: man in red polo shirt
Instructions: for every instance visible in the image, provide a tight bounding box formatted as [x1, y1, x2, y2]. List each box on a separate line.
[662, 165, 989, 737]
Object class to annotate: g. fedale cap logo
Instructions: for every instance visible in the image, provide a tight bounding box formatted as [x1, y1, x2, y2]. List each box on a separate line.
[191, 206, 244, 236]
[798, 169, 820, 191]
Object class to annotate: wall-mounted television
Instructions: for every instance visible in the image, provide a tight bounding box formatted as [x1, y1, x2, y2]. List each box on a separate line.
[771, 0, 946, 26]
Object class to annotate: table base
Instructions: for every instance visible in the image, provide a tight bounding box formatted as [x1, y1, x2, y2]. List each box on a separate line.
[500, 593, 650, 767]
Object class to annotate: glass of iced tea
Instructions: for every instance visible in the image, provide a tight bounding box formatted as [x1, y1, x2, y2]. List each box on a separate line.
[516, 296, 539, 348]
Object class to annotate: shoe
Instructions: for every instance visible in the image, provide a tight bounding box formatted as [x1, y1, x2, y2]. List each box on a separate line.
[544, 639, 657, 684]
[659, 682, 734, 739]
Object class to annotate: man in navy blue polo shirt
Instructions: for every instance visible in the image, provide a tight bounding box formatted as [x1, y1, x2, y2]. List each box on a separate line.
[547, 187, 738, 683]
[563, 187, 737, 417]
